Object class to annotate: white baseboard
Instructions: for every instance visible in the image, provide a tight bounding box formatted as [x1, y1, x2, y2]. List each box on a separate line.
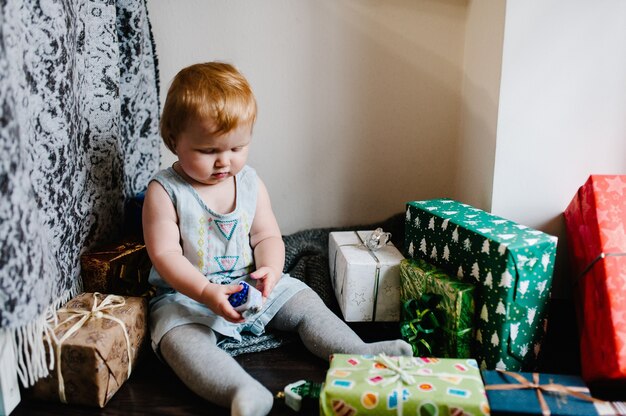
[0, 331, 21, 416]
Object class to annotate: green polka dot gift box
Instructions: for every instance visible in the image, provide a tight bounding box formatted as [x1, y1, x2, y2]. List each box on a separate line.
[404, 199, 557, 371]
[320, 354, 490, 416]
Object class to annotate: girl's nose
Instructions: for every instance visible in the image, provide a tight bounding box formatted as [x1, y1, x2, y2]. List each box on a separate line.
[215, 153, 228, 167]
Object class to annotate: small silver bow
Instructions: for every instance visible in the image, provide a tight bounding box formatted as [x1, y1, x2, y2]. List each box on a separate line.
[364, 228, 391, 251]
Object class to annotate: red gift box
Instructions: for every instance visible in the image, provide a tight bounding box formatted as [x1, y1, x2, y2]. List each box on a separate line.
[564, 175, 626, 384]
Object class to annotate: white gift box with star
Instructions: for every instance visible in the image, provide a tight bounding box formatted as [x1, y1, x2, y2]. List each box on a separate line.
[329, 231, 405, 321]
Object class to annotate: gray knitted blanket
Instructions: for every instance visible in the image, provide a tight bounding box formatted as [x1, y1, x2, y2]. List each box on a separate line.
[219, 213, 405, 356]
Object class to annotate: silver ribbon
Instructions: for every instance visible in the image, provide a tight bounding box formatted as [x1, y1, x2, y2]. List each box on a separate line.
[363, 228, 392, 251]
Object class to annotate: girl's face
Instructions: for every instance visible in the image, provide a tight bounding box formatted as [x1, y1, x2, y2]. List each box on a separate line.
[174, 117, 251, 186]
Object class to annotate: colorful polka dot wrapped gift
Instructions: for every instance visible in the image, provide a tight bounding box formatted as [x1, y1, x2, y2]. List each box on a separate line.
[320, 354, 490, 415]
[404, 199, 557, 371]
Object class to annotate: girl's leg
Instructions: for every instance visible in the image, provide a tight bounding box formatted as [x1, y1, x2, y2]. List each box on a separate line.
[159, 323, 273, 416]
[269, 288, 412, 360]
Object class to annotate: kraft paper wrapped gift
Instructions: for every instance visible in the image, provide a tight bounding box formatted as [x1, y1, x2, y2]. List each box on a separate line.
[482, 370, 601, 415]
[563, 175, 626, 384]
[329, 230, 404, 321]
[404, 199, 557, 371]
[320, 354, 490, 415]
[81, 240, 154, 298]
[30, 293, 147, 407]
[400, 258, 475, 358]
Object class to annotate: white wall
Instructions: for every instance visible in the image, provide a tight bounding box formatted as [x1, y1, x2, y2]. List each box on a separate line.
[147, 0, 626, 297]
[491, 0, 626, 297]
[456, 1, 505, 211]
[146, 0, 468, 234]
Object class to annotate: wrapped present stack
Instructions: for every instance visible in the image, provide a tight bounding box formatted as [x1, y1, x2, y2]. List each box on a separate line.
[320, 354, 490, 415]
[329, 229, 404, 322]
[563, 175, 626, 385]
[399, 258, 475, 358]
[29, 293, 147, 407]
[404, 199, 557, 371]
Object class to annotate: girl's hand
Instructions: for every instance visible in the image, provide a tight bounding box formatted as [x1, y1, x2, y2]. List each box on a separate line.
[199, 282, 245, 323]
[250, 266, 281, 300]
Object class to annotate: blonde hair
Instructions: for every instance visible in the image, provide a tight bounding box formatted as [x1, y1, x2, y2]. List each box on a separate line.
[160, 62, 257, 153]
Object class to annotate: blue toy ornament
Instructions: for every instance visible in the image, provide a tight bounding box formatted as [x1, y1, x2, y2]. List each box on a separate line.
[228, 282, 262, 317]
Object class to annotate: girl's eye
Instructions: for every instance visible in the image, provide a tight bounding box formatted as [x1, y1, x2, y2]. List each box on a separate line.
[199, 149, 217, 154]
[232, 147, 243, 152]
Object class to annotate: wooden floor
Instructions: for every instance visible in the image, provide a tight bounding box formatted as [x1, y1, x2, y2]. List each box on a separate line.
[14, 322, 401, 416]
[15, 338, 327, 416]
[12, 301, 626, 415]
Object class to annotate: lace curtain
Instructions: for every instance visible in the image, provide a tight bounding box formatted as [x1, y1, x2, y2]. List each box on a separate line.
[0, 0, 160, 386]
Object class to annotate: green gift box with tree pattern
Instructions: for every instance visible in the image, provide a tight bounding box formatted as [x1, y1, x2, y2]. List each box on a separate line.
[404, 199, 557, 371]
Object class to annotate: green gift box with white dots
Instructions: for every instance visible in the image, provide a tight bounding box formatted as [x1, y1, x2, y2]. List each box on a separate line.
[404, 199, 557, 371]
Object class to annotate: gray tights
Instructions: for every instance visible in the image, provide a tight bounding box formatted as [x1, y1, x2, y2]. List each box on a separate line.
[159, 287, 412, 416]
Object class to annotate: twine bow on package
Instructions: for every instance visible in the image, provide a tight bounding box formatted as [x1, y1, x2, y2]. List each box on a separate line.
[482, 369, 603, 415]
[29, 293, 147, 407]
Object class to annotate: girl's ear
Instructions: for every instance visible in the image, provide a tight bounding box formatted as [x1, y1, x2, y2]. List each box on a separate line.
[170, 135, 178, 155]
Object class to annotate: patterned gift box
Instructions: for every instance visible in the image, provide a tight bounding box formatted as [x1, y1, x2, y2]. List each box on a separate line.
[320, 354, 490, 415]
[29, 293, 147, 407]
[329, 231, 404, 321]
[482, 370, 601, 415]
[80, 239, 155, 298]
[400, 258, 475, 358]
[563, 175, 626, 383]
[404, 199, 557, 371]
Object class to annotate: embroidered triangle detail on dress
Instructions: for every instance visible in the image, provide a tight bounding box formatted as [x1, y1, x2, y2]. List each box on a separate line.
[215, 219, 238, 240]
[214, 256, 239, 273]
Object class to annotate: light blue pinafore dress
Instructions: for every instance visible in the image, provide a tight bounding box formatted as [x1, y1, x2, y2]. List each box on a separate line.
[148, 165, 307, 352]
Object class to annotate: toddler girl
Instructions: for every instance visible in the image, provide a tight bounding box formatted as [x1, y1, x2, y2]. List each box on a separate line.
[143, 61, 411, 416]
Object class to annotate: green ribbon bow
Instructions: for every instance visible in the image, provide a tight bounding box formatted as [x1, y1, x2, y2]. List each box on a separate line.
[401, 292, 475, 358]
[399, 294, 444, 357]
